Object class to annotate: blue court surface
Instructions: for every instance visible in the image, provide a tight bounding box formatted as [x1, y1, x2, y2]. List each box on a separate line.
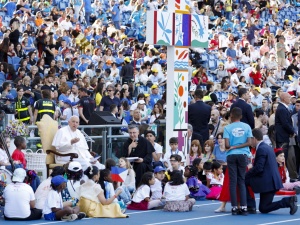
[1, 196, 300, 225]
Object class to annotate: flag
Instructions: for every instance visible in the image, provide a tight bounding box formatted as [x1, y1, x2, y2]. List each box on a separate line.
[111, 166, 128, 182]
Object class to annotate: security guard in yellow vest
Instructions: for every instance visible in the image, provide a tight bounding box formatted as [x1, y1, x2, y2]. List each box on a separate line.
[15, 86, 33, 124]
[33, 89, 56, 124]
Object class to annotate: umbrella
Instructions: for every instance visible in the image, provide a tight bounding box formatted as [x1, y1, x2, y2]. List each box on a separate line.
[111, 166, 128, 182]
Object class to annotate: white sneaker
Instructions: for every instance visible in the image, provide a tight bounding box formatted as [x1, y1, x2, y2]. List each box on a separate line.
[214, 207, 226, 213]
[61, 214, 78, 221]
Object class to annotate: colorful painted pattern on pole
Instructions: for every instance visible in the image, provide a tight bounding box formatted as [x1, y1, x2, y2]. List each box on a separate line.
[146, 0, 208, 151]
[173, 47, 188, 131]
[146, 11, 208, 48]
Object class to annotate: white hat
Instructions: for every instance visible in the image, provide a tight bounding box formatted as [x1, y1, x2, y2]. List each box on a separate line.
[138, 100, 145, 104]
[12, 168, 27, 182]
[68, 161, 82, 172]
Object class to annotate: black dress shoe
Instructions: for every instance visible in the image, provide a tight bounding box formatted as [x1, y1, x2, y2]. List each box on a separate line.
[232, 207, 239, 215]
[240, 208, 248, 216]
[247, 207, 257, 214]
[289, 196, 298, 215]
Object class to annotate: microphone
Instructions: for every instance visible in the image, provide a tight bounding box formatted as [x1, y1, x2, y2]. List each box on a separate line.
[132, 138, 138, 153]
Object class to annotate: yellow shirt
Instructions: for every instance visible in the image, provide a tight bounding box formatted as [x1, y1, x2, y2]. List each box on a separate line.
[95, 93, 102, 106]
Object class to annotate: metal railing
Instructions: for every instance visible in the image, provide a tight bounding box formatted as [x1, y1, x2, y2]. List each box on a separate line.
[27, 124, 130, 163]
[26, 123, 166, 163]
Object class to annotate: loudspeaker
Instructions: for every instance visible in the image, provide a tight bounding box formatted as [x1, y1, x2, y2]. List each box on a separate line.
[88, 111, 121, 125]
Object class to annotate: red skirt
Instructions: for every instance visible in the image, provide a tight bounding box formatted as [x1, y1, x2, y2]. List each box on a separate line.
[219, 169, 254, 202]
[127, 200, 149, 210]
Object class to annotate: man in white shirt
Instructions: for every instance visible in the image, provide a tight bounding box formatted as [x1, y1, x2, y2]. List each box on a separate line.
[68, 85, 80, 104]
[251, 87, 264, 111]
[52, 116, 104, 170]
[59, 16, 73, 31]
[230, 70, 242, 87]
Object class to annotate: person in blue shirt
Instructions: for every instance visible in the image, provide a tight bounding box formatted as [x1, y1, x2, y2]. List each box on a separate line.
[77, 57, 88, 72]
[225, 43, 237, 59]
[111, 0, 120, 29]
[213, 133, 227, 163]
[80, 0, 92, 26]
[224, 107, 252, 215]
[3, 0, 16, 17]
[149, 84, 162, 109]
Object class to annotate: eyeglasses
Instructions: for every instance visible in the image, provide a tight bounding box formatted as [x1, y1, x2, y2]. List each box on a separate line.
[170, 160, 178, 162]
[107, 90, 113, 92]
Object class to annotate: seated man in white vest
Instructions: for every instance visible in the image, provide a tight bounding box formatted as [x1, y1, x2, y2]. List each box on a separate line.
[52, 115, 104, 170]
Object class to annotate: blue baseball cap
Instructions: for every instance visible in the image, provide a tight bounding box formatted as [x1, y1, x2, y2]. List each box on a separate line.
[5, 94, 15, 101]
[51, 175, 67, 186]
[63, 99, 72, 106]
[154, 166, 166, 173]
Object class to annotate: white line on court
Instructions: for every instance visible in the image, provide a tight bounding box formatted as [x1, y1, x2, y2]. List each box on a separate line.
[29, 218, 92, 225]
[256, 218, 300, 225]
[126, 203, 219, 215]
[143, 214, 231, 225]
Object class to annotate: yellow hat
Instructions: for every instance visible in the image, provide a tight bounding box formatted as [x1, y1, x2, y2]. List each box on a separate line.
[151, 84, 158, 89]
[254, 87, 260, 93]
[152, 68, 159, 73]
[144, 93, 150, 97]
[121, 34, 127, 40]
[124, 57, 131, 63]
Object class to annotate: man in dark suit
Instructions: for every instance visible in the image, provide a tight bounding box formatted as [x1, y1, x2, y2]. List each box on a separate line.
[246, 129, 298, 215]
[230, 88, 254, 129]
[275, 92, 295, 159]
[188, 89, 211, 142]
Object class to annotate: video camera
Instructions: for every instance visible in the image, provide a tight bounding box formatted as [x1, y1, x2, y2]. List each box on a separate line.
[0, 95, 16, 114]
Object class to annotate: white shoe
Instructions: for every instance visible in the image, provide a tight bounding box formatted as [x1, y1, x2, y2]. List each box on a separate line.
[214, 207, 226, 213]
[61, 214, 78, 221]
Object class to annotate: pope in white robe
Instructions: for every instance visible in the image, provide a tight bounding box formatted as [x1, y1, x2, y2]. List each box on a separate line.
[52, 116, 104, 170]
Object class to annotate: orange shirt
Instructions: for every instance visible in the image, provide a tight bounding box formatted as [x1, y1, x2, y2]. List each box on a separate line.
[35, 18, 43, 27]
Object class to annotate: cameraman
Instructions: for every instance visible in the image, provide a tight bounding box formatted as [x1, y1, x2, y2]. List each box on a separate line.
[1, 94, 16, 115]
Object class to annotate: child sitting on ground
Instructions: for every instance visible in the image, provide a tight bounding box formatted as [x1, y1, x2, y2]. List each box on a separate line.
[163, 154, 184, 185]
[206, 161, 224, 200]
[163, 170, 196, 212]
[127, 172, 163, 210]
[11, 136, 27, 169]
[150, 166, 166, 200]
[118, 157, 136, 193]
[43, 175, 86, 221]
[184, 165, 210, 200]
[99, 169, 127, 212]
[0, 136, 23, 171]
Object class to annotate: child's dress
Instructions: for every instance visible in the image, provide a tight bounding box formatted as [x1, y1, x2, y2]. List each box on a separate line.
[278, 163, 300, 191]
[127, 184, 151, 210]
[186, 176, 211, 200]
[206, 173, 224, 200]
[163, 182, 196, 212]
